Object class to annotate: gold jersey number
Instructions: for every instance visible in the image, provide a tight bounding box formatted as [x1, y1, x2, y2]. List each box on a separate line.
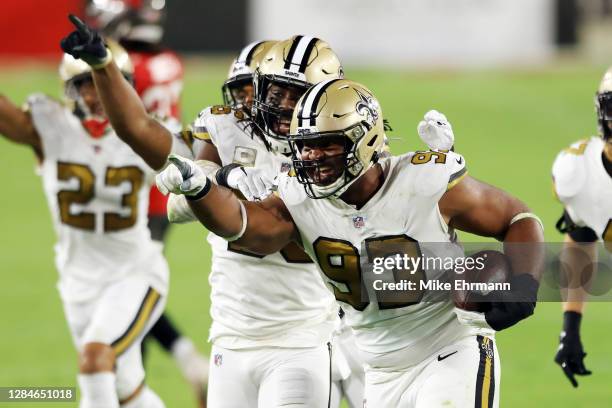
[227, 241, 313, 263]
[313, 234, 425, 311]
[411, 150, 447, 165]
[57, 162, 144, 232]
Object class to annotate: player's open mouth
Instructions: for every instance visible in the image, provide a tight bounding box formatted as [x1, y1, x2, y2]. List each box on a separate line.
[318, 166, 334, 177]
[278, 120, 291, 134]
[311, 165, 340, 185]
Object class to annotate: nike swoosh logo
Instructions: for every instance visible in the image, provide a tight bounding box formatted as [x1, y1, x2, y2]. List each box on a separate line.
[456, 157, 463, 165]
[437, 351, 458, 361]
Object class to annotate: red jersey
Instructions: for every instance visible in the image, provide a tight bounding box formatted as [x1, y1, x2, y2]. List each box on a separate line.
[130, 49, 183, 121]
[129, 48, 184, 216]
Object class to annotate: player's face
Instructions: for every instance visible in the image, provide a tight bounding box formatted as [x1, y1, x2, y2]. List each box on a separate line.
[265, 83, 302, 135]
[76, 77, 105, 116]
[231, 83, 254, 110]
[299, 135, 346, 185]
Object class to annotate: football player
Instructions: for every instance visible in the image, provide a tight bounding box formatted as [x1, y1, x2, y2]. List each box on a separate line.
[0, 41, 191, 407]
[156, 78, 545, 407]
[179, 38, 367, 408]
[84, 2, 209, 403]
[552, 67, 612, 387]
[60, 19, 353, 407]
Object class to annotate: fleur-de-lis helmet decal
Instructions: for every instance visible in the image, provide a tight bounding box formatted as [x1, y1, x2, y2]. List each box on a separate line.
[355, 88, 380, 126]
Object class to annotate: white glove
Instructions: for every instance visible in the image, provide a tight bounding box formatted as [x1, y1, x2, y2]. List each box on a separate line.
[156, 154, 210, 196]
[167, 194, 197, 224]
[226, 166, 275, 201]
[417, 110, 454, 151]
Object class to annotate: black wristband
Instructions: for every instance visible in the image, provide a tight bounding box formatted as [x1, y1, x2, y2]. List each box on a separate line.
[562, 310, 582, 334]
[186, 177, 212, 201]
[511, 273, 539, 300]
[216, 163, 243, 188]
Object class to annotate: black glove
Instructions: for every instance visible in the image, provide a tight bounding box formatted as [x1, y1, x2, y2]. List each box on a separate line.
[60, 14, 110, 68]
[484, 273, 539, 331]
[554, 311, 591, 387]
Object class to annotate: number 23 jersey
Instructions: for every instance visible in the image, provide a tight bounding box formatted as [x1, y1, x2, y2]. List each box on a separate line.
[28, 94, 169, 303]
[278, 151, 483, 366]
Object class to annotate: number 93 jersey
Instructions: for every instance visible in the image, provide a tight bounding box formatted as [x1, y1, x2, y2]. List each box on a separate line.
[553, 137, 612, 247]
[27, 94, 169, 303]
[278, 150, 490, 369]
[191, 105, 337, 349]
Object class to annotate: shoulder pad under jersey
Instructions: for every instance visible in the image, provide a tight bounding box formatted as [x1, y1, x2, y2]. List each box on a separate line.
[552, 139, 589, 200]
[26, 93, 63, 112]
[191, 105, 247, 145]
[406, 150, 468, 197]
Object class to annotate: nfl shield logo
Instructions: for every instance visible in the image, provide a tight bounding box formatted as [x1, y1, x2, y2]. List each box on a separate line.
[280, 162, 291, 173]
[352, 216, 365, 229]
[214, 353, 223, 367]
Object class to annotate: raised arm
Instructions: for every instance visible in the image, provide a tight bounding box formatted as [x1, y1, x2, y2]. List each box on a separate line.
[0, 95, 41, 152]
[92, 62, 172, 169]
[60, 15, 172, 169]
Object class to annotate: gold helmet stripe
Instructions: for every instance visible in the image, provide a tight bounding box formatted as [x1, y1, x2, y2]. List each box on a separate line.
[284, 35, 318, 73]
[298, 78, 342, 128]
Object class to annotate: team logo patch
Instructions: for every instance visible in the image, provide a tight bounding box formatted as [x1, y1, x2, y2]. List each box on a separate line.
[352, 215, 366, 229]
[232, 146, 257, 167]
[280, 162, 291, 173]
[355, 88, 379, 126]
[214, 353, 223, 367]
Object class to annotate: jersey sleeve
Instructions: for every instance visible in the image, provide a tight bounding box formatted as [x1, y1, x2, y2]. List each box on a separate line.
[552, 140, 587, 202]
[551, 139, 590, 227]
[26, 93, 68, 159]
[405, 150, 468, 197]
[169, 128, 196, 159]
[191, 107, 216, 144]
[170, 105, 230, 159]
[445, 151, 468, 190]
[190, 105, 244, 148]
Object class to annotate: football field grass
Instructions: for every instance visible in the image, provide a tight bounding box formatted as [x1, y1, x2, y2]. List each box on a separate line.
[1, 59, 611, 407]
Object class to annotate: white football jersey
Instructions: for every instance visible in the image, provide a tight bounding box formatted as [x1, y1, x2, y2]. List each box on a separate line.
[553, 137, 612, 245]
[191, 106, 337, 349]
[28, 94, 169, 302]
[278, 151, 490, 367]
